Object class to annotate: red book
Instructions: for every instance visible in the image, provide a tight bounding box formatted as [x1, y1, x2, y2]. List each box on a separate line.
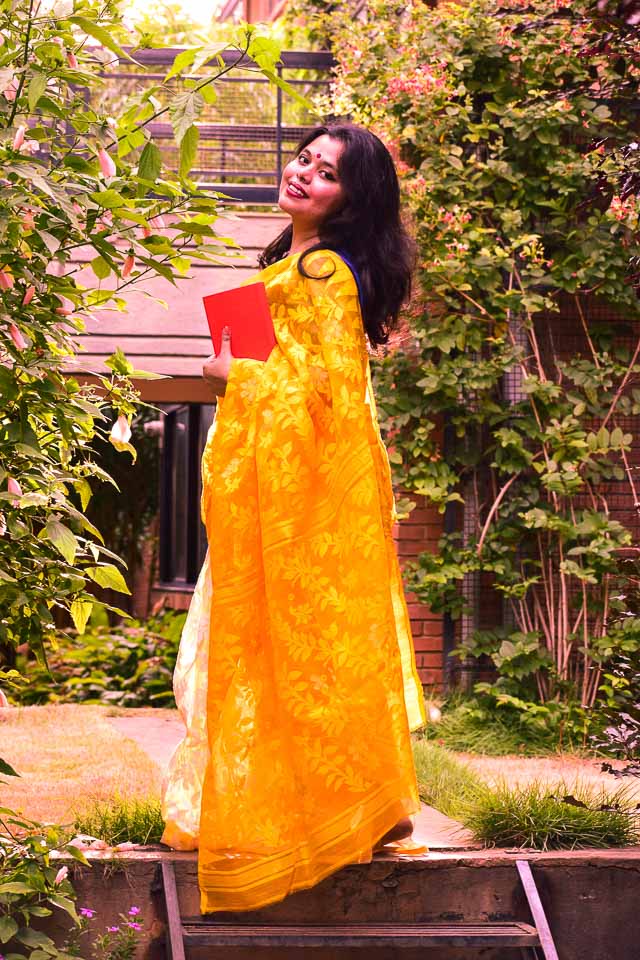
[203, 281, 276, 362]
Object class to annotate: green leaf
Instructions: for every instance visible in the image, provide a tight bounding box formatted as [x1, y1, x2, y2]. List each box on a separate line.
[47, 893, 79, 923]
[138, 141, 162, 184]
[0, 882, 34, 894]
[70, 600, 93, 635]
[201, 82, 217, 105]
[64, 843, 89, 865]
[247, 34, 282, 72]
[16, 927, 55, 949]
[28, 73, 47, 112]
[91, 256, 111, 280]
[105, 347, 133, 375]
[130, 369, 169, 380]
[69, 16, 138, 63]
[0, 758, 20, 777]
[77, 479, 92, 511]
[0, 916, 18, 943]
[41, 520, 78, 564]
[260, 68, 315, 113]
[89, 189, 125, 209]
[179, 124, 199, 179]
[165, 47, 198, 81]
[86, 564, 131, 595]
[170, 90, 203, 145]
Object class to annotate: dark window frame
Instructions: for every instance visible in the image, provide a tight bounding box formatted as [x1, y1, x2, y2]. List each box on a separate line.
[159, 403, 215, 587]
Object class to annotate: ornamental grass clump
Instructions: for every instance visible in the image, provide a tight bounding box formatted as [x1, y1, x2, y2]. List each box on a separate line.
[412, 738, 485, 818]
[72, 794, 164, 847]
[462, 780, 640, 850]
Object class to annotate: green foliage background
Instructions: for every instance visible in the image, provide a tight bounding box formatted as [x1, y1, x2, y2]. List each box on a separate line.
[289, 0, 640, 723]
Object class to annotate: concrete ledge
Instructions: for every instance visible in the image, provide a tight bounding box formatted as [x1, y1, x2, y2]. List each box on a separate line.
[42, 847, 640, 960]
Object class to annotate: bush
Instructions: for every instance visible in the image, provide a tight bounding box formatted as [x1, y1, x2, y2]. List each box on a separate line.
[15, 609, 186, 708]
[462, 780, 640, 850]
[72, 795, 164, 847]
[422, 697, 583, 756]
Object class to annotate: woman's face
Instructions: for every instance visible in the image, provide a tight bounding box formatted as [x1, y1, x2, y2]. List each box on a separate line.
[278, 135, 346, 230]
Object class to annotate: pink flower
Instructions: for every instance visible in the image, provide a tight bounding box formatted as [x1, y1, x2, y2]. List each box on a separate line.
[128, 907, 141, 916]
[55, 295, 73, 316]
[21, 209, 35, 231]
[150, 214, 166, 230]
[0, 269, 14, 290]
[79, 907, 96, 919]
[141, 226, 152, 238]
[122, 253, 135, 278]
[7, 477, 22, 505]
[97, 147, 116, 178]
[67, 51, 78, 69]
[54, 866, 68, 885]
[19, 139, 39, 156]
[3, 77, 18, 101]
[9, 323, 27, 350]
[110, 415, 131, 445]
[12, 124, 25, 151]
[22, 284, 35, 306]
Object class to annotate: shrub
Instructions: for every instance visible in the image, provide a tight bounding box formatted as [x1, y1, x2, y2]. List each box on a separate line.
[422, 696, 583, 756]
[0, 804, 87, 958]
[462, 780, 640, 850]
[15, 608, 186, 708]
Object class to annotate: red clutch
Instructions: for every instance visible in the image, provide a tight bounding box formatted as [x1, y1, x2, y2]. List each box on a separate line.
[203, 281, 276, 362]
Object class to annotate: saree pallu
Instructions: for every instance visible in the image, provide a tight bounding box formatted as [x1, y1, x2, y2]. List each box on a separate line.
[161, 250, 425, 913]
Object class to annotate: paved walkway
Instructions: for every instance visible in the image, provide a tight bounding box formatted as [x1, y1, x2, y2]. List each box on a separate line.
[109, 713, 478, 851]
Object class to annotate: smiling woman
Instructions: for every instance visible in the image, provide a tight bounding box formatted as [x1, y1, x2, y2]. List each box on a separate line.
[161, 123, 426, 914]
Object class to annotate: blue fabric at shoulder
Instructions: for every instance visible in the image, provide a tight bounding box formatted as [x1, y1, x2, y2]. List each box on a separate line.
[334, 248, 363, 307]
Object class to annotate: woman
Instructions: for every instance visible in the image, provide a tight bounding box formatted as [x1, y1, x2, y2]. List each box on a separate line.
[161, 123, 426, 914]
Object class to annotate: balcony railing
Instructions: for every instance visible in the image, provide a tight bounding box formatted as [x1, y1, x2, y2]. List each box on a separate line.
[101, 48, 335, 203]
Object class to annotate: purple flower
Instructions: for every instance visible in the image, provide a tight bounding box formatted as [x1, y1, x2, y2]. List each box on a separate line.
[128, 906, 141, 916]
[107, 926, 120, 933]
[126, 922, 142, 931]
[80, 907, 96, 919]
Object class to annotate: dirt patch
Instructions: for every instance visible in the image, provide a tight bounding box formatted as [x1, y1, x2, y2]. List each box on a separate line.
[0, 704, 162, 824]
[460, 751, 640, 800]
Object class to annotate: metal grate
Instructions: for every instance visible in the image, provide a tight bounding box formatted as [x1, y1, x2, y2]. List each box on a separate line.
[97, 48, 335, 202]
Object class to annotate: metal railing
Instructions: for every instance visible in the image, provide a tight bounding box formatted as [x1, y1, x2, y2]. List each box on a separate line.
[101, 48, 335, 203]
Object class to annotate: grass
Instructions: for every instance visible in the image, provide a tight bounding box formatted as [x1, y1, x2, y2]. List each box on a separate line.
[73, 794, 164, 845]
[0, 704, 162, 825]
[461, 780, 640, 850]
[412, 739, 484, 818]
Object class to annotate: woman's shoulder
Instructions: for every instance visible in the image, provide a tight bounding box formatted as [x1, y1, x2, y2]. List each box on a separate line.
[257, 248, 358, 301]
[301, 247, 352, 277]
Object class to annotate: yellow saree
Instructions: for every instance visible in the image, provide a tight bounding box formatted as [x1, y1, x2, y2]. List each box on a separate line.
[161, 250, 425, 913]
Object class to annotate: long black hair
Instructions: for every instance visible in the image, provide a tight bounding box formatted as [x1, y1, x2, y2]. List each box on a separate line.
[258, 123, 414, 347]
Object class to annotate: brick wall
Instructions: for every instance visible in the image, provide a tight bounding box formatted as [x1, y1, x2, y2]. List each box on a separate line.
[392, 494, 444, 688]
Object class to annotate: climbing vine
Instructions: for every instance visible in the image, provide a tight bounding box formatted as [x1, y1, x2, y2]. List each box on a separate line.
[293, 0, 640, 711]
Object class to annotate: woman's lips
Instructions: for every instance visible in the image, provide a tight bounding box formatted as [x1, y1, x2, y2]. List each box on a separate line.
[286, 182, 307, 199]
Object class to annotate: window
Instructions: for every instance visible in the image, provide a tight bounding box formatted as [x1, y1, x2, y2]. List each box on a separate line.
[159, 403, 215, 586]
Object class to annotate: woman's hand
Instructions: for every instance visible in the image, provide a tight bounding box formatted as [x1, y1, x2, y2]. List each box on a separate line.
[203, 326, 233, 397]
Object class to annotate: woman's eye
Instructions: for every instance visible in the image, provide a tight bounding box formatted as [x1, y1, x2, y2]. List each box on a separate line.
[298, 153, 309, 163]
